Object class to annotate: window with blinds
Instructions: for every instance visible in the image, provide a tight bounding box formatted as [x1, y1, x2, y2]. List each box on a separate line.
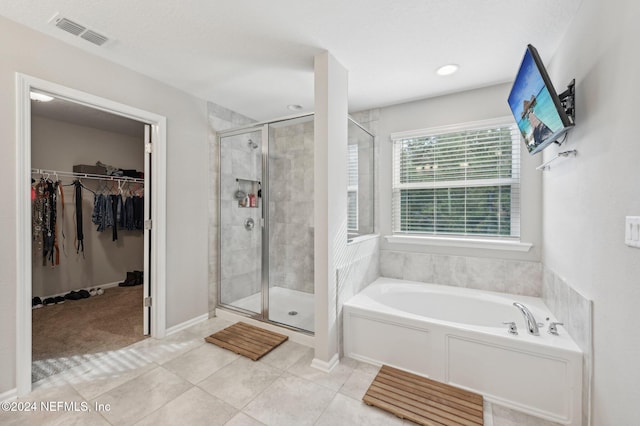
[392, 119, 521, 238]
[348, 144, 359, 231]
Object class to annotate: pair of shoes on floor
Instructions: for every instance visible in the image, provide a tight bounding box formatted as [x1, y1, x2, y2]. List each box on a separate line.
[88, 287, 104, 296]
[32, 297, 43, 309]
[42, 296, 66, 306]
[64, 289, 91, 300]
[119, 270, 143, 287]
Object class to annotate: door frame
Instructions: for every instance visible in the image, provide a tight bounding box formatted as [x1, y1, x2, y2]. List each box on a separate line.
[15, 74, 167, 396]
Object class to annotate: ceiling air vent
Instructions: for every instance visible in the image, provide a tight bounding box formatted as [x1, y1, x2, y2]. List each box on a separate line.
[49, 13, 110, 47]
[54, 17, 85, 36]
[80, 30, 108, 46]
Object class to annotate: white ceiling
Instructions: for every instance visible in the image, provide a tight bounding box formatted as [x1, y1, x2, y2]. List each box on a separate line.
[1, 0, 583, 121]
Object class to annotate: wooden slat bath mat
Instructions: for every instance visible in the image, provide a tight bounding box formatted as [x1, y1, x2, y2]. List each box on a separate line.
[363, 365, 484, 426]
[204, 322, 288, 361]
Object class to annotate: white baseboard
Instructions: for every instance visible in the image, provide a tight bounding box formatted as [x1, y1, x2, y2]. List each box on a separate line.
[0, 388, 17, 402]
[311, 353, 340, 373]
[165, 313, 209, 336]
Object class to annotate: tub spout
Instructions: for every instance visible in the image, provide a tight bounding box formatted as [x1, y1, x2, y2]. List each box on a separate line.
[513, 302, 540, 336]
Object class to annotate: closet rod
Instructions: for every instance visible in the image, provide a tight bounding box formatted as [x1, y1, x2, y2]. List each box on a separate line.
[31, 168, 144, 184]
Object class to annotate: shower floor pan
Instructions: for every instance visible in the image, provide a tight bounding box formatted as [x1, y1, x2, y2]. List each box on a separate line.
[230, 286, 314, 332]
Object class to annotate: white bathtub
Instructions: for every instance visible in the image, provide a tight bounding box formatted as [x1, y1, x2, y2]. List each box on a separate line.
[343, 277, 583, 425]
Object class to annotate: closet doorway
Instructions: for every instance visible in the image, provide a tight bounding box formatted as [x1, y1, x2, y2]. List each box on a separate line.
[16, 75, 167, 396]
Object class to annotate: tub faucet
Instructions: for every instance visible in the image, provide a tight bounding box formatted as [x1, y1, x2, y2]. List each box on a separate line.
[513, 302, 540, 336]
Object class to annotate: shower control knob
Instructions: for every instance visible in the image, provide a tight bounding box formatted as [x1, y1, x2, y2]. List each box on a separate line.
[244, 218, 255, 231]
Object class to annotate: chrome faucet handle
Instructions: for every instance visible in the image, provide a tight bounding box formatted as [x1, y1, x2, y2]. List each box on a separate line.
[503, 321, 518, 335]
[548, 322, 564, 335]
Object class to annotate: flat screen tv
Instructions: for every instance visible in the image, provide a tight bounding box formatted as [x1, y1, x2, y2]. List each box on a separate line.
[508, 44, 574, 155]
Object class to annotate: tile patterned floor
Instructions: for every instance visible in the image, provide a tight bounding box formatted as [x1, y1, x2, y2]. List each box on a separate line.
[1, 317, 557, 425]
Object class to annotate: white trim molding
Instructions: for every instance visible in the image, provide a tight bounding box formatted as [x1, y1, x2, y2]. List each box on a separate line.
[390, 116, 514, 141]
[15, 73, 168, 396]
[0, 388, 17, 402]
[311, 353, 340, 373]
[165, 313, 209, 336]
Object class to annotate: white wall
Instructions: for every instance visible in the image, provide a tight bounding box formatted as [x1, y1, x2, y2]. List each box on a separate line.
[314, 51, 348, 367]
[31, 116, 145, 296]
[376, 84, 543, 262]
[0, 16, 209, 394]
[542, 0, 640, 423]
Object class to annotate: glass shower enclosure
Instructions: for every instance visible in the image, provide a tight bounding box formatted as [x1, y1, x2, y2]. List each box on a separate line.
[219, 114, 315, 332]
[218, 114, 374, 334]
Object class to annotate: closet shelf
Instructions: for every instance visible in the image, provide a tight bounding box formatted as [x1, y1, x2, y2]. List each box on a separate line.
[31, 168, 144, 184]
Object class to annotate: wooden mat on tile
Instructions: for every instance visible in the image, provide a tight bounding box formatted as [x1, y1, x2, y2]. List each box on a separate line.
[204, 322, 288, 361]
[363, 365, 483, 426]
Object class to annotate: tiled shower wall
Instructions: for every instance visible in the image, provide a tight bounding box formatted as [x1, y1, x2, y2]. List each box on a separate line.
[208, 102, 255, 316]
[268, 121, 314, 294]
[219, 132, 263, 304]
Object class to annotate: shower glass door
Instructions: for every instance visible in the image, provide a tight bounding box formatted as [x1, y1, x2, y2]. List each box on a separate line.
[267, 116, 315, 332]
[219, 129, 263, 315]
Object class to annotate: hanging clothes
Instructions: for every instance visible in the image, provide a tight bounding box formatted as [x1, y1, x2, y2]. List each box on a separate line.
[110, 194, 122, 241]
[58, 181, 67, 257]
[133, 196, 144, 230]
[92, 191, 134, 240]
[92, 193, 105, 232]
[74, 180, 84, 255]
[32, 180, 45, 256]
[123, 195, 135, 230]
[32, 179, 61, 267]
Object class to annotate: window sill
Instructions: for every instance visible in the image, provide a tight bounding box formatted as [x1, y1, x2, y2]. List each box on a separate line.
[347, 233, 379, 245]
[384, 235, 533, 252]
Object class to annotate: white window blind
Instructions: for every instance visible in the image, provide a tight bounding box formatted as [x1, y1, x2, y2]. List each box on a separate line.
[392, 119, 521, 238]
[348, 144, 359, 231]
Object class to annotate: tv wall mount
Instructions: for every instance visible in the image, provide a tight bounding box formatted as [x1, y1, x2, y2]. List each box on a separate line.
[558, 79, 575, 125]
[553, 78, 575, 147]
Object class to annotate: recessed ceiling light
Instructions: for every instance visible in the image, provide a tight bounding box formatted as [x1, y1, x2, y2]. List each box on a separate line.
[287, 104, 303, 111]
[30, 92, 54, 102]
[436, 64, 459, 76]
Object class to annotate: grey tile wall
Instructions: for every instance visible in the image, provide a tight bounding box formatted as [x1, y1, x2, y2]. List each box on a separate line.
[208, 102, 256, 316]
[336, 236, 381, 355]
[380, 250, 543, 296]
[268, 121, 315, 294]
[219, 132, 263, 304]
[542, 267, 592, 426]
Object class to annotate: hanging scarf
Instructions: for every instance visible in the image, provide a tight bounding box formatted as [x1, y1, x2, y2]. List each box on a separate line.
[74, 180, 84, 254]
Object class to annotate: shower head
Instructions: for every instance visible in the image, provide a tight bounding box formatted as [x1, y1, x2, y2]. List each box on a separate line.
[248, 139, 258, 150]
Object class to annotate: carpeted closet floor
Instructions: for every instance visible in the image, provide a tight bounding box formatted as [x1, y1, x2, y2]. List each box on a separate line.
[32, 285, 146, 362]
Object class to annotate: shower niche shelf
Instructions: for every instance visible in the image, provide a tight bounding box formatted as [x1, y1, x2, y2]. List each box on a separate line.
[235, 178, 261, 208]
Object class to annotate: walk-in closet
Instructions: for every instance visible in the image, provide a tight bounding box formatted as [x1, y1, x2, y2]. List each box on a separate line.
[30, 93, 148, 382]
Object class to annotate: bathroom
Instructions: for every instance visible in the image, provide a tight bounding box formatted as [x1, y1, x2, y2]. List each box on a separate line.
[1, 0, 640, 425]
[208, 79, 586, 425]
